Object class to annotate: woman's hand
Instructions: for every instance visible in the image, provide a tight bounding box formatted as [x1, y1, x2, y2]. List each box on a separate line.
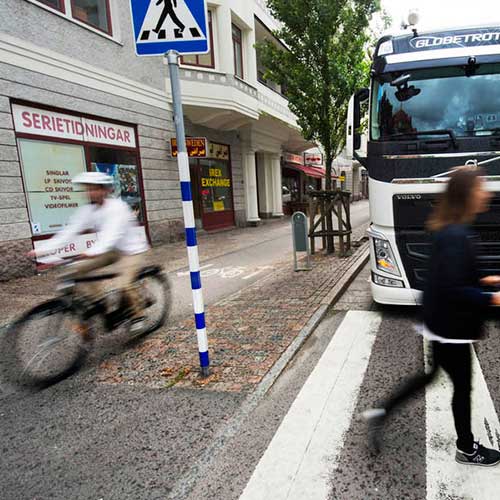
[481, 275, 500, 286]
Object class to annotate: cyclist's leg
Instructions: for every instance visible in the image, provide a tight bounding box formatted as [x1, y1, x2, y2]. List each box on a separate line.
[62, 251, 121, 302]
[114, 253, 145, 318]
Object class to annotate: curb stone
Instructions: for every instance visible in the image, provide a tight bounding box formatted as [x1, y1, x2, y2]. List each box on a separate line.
[168, 242, 370, 500]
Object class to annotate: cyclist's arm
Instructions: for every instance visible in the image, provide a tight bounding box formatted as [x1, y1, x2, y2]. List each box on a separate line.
[34, 207, 91, 257]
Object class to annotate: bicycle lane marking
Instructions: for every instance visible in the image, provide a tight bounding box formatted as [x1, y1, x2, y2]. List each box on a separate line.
[239, 311, 382, 500]
[176, 265, 275, 281]
[425, 341, 500, 500]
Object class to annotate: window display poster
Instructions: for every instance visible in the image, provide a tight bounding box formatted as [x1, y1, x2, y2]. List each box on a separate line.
[93, 163, 144, 222]
[200, 160, 233, 213]
[18, 139, 88, 236]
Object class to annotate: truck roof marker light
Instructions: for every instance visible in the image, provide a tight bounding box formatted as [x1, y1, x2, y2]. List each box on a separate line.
[378, 40, 394, 56]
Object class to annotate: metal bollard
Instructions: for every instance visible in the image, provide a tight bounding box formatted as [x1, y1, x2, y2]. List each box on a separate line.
[292, 211, 312, 271]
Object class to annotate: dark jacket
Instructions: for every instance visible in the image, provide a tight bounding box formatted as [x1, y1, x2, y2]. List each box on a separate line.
[423, 224, 491, 340]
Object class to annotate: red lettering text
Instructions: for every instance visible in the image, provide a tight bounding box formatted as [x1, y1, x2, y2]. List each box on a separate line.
[32, 113, 41, 129]
[75, 121, 84, 136]
[41, 115, 51, 130]
[63, 118, 72, 134]
[98, 125, 108, 139]
[21, 111, 33, 128]
[85, 123, 96, 139]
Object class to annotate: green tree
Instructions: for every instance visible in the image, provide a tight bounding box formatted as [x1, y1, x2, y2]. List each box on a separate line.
[258, 0, 380, 191]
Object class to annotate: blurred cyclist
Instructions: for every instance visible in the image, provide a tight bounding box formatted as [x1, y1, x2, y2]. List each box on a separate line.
[28, 171, 149, 330]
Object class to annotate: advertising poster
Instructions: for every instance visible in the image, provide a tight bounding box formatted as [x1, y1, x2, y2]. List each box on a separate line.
[28, 191, 89, 235]
[94, 163, 143, 222]
[18, 139, 88, 236]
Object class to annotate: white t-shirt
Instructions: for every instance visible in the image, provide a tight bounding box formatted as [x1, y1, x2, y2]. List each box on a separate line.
[37, 198, 149, 257]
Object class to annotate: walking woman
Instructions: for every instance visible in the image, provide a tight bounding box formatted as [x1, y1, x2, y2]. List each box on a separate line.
[363, 166, 500, 466]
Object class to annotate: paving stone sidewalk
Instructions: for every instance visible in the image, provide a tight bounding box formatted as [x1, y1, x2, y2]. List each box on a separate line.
[96, 223, 370, 392]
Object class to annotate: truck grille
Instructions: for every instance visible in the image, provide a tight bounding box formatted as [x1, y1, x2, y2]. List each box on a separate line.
[393, 194, 500, 290]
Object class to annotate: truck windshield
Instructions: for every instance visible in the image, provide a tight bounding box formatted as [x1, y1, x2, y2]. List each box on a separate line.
[371, 64, 500, 140]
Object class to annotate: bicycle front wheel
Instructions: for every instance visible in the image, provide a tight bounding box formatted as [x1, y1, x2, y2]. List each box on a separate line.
[6, 300, 89, 388]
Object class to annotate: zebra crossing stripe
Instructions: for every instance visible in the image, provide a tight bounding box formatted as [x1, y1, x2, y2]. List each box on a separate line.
[425, 341, 500, 499]
[240, 311, 382, 500]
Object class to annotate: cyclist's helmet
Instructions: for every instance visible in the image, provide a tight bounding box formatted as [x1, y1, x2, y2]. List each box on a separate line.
[72, 172, 114, 185]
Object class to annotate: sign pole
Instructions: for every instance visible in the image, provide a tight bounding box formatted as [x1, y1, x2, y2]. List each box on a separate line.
[166, 50, 209, 377]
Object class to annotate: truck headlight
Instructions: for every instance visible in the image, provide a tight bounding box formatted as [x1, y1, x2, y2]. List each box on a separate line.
[373, 238, 401, 276]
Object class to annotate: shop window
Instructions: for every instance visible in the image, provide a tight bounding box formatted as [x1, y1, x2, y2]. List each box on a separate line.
[18, 139, 88, 236]
[200, 159, 233, 213]
[181, 11, 215, 68]
[232, 24, 244, 79]
[17, 140, 146, 237]
[71, 0, 112, 34]
[39, 0, 65, 12]
[89, 147, 145, 223]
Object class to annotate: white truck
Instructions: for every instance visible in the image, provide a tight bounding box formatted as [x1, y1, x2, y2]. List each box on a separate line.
[348, 24, 500, 305]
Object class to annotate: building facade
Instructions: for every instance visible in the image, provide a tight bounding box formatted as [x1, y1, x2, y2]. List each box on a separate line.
[0, 0, 310, 280]
[176, 0, 312, 226]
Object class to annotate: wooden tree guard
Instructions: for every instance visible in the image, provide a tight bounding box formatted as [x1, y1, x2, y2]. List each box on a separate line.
[308, 190, 352, 257]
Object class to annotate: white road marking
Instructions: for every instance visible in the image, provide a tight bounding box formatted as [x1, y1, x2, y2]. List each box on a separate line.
[239, 311, 382, 500]
[176, 265, 276, 281]
[219, 267, 246, 279]
[425, 341, 500, 500]
[176, 263, 214, 277]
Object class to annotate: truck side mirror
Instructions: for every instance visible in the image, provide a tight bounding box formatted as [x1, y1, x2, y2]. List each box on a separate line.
[347, 88, 369, 160]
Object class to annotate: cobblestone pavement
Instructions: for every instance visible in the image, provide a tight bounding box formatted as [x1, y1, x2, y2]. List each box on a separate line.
[334, 263, 378, 312]
[96, 223, 370, 392]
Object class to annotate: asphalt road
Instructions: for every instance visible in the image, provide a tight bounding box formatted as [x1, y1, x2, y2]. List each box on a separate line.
[169, 200, 370, 319]
[0, 203, 371, 500]
[182, 267, 500, 500]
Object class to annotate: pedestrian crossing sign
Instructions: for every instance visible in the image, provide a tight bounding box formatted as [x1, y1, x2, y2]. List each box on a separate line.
[129, 0, 209, 56]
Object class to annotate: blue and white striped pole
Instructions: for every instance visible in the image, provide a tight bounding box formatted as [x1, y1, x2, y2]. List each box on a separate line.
[166, 50, 209, 377]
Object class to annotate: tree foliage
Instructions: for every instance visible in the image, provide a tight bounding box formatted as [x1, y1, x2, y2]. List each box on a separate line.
[258, 0, 380, 189]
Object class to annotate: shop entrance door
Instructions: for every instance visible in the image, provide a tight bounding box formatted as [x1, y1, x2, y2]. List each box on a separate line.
[198, 157, 235, 231]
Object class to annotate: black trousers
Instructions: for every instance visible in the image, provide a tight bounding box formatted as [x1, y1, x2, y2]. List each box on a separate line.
[382, 342, 474, 453]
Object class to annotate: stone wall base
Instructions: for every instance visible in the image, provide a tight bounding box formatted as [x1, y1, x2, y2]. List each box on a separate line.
[0, 239, 36, 281]
[149, 219, 185, 246]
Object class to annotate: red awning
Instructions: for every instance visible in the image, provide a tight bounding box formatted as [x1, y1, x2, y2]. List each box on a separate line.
[301, 165, 326, 178]
[285, 164, 325, 179]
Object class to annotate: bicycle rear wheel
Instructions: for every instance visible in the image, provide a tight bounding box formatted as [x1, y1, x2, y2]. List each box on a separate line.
[6, 300, 89, 388]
